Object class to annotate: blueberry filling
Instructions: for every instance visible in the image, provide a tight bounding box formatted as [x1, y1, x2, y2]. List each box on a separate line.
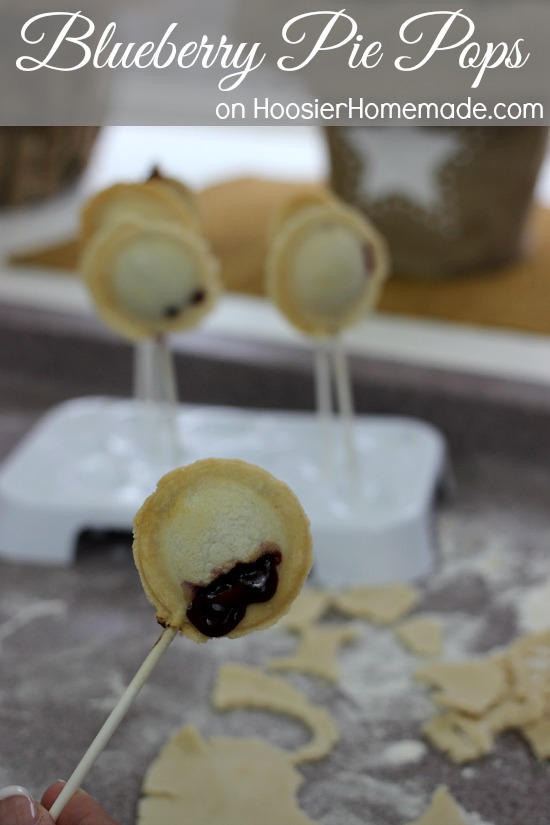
[163, 305, 182, 318]
[162, 290, 205, 319]
[362, 243, 375, 275]
[186, 547, 282, 637]
[189, 288, 205, 305]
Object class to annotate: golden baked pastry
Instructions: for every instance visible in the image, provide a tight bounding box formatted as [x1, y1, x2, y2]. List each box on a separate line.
[80, 178, 198, 246]
[81, 219, 220, 340]
[266, 199, 389, 337]
[133, 458, 313, 643]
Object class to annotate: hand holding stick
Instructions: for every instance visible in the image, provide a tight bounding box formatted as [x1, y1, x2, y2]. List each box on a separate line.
[49, 627, 177, 822]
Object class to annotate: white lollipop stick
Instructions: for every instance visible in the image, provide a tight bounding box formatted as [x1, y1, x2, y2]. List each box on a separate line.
[313, 340, 334, 479]
[132, 337, 182, 468]
[156, 335, 183, 466]
[330, 335, 361, 506]
[49, 626, 177, 822]
[133, 340, 156, 402]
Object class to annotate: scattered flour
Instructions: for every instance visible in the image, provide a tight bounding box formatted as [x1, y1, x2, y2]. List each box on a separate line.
[517, 579, 550, 633]
[378, 740, 427, 767]
[467, 812, 496, 825]
[0, 600, 67, 646]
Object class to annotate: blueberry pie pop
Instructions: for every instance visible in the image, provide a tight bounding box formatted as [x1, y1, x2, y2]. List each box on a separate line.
[133, 458, 313, 641]
[80, 205, 220, 467]
[266, 194, 388, 338]
[81, 219, 219, 342]
[49, 459, 312, 821]
[266, 196, 389, 494]
[80, 176, 199, 246]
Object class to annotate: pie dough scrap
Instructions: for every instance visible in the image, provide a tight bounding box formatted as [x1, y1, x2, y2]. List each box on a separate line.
[277, 588, 332, 632]
[520, 715, 550, 759]
[212, 663, 338, 764]
[484, 692, 544, 734]
[405, 785, 471, 825]
[133, 459, 313, 643]
[395, 616, 443, 658]
[507, 631, 550, 702]
[81, 219, 220, 341]
[80, 178, 198, 245]
[137, 725, 318, 825]
[420, 632, 550, 762]
[415, 658, 508, 716]
[268, 623, 359, 682]
[333, 583, 420, 625]
[491, 632, 550, 748]
[266, 197, 389, 337]
[422, 712, 494, 763]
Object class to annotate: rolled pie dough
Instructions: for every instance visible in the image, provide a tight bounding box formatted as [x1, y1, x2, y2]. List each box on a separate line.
[395, 616, 443, 658]
[137, 725, 318, 825]
[212, 663, 338, 764]
[420, 631, 550, 762]
[333, 583, 420, 625]
[406, 786, 471, 825]
[268, 623, 359, 682]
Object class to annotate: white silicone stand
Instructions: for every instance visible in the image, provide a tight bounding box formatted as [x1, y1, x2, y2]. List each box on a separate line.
[0, 397, 446, 585]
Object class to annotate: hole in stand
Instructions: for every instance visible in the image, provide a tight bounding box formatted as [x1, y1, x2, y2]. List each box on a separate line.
[75, 528, 133, 564]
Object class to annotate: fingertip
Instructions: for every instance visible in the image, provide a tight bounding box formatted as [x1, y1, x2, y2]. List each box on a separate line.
[47, 786, 119, 825]
[40, 780, 66, 810]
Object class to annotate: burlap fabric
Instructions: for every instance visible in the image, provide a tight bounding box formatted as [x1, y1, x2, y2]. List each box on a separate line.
[326, 126, 548, 277]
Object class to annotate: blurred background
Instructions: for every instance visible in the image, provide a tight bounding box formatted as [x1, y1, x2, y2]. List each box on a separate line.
[1, 123, 550, 384]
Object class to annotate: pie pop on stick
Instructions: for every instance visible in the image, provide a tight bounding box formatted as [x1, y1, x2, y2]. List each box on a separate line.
[80, 173, 199, 247]
[49, 458, 313, 821]
[80, 219, 220, 342]
[266, 194, 389, 493]
[81, 216, 220, 463]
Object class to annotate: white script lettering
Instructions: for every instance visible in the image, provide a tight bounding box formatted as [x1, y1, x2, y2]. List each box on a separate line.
[16, 11, 265, 90]
[396, 10, 530, 88]
[278, 10, 382, 72]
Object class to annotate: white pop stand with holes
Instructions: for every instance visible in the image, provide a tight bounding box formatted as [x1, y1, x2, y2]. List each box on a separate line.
[0, 397, 447, 585]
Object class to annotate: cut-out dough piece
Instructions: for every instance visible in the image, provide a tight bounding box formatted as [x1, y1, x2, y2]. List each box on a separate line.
[277, 588, 332, 632]
[268, 624, 359, 682]
[521, 716, 550, 759]
[395, 616, 443, 658]
[137, 725, 318, 825]
[133, 459, 313, 642]
[333, 584, 419, 625]
[81, 220, 220, 341]
[416, 658, 508, 716]
[423, 712, 493, 763]
[421, 632, 550, 762]
[405, 786, 470, 825]
[485, 692, 544, 734]
[212, 663, 338, 764]
[507, 631, 550, 701]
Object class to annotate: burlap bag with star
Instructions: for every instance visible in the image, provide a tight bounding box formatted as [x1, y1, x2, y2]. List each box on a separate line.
[326, 126, 548, 278]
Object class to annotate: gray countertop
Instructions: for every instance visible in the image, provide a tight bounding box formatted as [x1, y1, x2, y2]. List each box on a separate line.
[1, 303, 550, 824]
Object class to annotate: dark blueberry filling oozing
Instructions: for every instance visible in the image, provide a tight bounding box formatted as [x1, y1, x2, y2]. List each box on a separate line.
[189, 288, 206, 305]
[163, 304, 182, 318]
[186, 547, 282, 637]
[362, 243, 375, 275]
[162, 290, 205, 320]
